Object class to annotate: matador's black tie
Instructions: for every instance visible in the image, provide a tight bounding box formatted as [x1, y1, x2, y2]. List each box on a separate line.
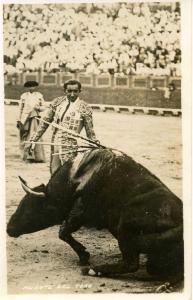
[61, 101, 71, 122]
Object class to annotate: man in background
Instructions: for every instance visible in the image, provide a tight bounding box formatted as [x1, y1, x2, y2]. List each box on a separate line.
[17, 80, 45, 163]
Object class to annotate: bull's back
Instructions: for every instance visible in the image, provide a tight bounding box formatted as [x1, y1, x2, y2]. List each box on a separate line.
[74, 149, 182, 231]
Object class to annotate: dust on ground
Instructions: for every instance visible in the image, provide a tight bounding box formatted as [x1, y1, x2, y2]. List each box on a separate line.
[5, 106, 183, 294]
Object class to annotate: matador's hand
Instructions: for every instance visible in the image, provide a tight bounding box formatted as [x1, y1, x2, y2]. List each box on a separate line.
[16, 121, 23, 129]
[24, 142, 35, 155]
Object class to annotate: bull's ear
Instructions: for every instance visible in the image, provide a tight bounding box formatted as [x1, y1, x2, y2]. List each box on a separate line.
[18, 176, 45, 197]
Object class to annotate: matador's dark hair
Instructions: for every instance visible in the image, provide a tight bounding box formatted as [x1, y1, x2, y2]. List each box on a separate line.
[63, 80, 82, 91]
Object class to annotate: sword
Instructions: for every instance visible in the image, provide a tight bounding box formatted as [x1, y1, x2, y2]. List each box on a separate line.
[35, 117, 106, 148]
[24, 141, 96, 148]
[52, 149, 93, 156]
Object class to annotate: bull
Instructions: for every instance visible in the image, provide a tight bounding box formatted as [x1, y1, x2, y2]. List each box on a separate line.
[7, 148, 183, 279]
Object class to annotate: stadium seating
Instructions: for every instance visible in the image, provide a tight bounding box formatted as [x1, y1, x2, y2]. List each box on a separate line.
[3, 3, 181, 76]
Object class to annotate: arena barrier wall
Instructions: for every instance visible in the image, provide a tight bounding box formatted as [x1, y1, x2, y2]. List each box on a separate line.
[4, 85, 181, 110]
[4, 99, 181, 117]
[5, 72, 181, 88]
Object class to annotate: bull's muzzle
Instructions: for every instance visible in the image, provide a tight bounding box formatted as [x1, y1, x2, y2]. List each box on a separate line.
[7, 226, 20, 238]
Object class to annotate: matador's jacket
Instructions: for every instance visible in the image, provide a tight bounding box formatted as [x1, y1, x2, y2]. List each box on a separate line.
[30, 96, 98, 164]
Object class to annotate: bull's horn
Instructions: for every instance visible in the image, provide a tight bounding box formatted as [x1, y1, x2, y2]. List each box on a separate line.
[18, 176, 27, 186]
[18, 176, 45, 197]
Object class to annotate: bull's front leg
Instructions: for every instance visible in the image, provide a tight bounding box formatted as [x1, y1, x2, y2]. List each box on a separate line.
[59, 197, 90, 266]
[82, 218, 139, 277]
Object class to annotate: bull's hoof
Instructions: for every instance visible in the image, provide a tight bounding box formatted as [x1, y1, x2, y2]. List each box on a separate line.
[79, 251, 90, 266]
[155, 282, 173, 293]
[81, 266, 101, 277]
[81, 266, 89, 276]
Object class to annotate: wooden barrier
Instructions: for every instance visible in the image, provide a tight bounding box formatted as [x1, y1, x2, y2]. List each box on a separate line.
[4, 99, 181, 117]
[88, 104, 181, 116]
[60, 72, 75, 86]
[4, 73, 181, 90]
[40, 72, 57, 86]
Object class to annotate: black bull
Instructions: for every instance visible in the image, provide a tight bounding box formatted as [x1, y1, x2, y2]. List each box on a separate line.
[7, 149, 184, 278]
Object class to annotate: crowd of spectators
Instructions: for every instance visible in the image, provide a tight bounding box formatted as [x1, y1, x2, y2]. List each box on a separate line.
[3, 2, 181, 77]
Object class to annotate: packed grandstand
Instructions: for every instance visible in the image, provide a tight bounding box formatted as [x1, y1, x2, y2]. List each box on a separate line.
[3, 2, 181, 77]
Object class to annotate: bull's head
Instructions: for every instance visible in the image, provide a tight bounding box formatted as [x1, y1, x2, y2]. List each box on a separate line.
[7, 177, 58, 238]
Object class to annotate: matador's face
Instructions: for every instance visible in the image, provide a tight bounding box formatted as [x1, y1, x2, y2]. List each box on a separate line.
[65, 84, 80, 102]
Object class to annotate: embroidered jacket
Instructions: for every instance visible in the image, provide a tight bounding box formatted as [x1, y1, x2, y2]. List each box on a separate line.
[31, 96, 97, 163]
